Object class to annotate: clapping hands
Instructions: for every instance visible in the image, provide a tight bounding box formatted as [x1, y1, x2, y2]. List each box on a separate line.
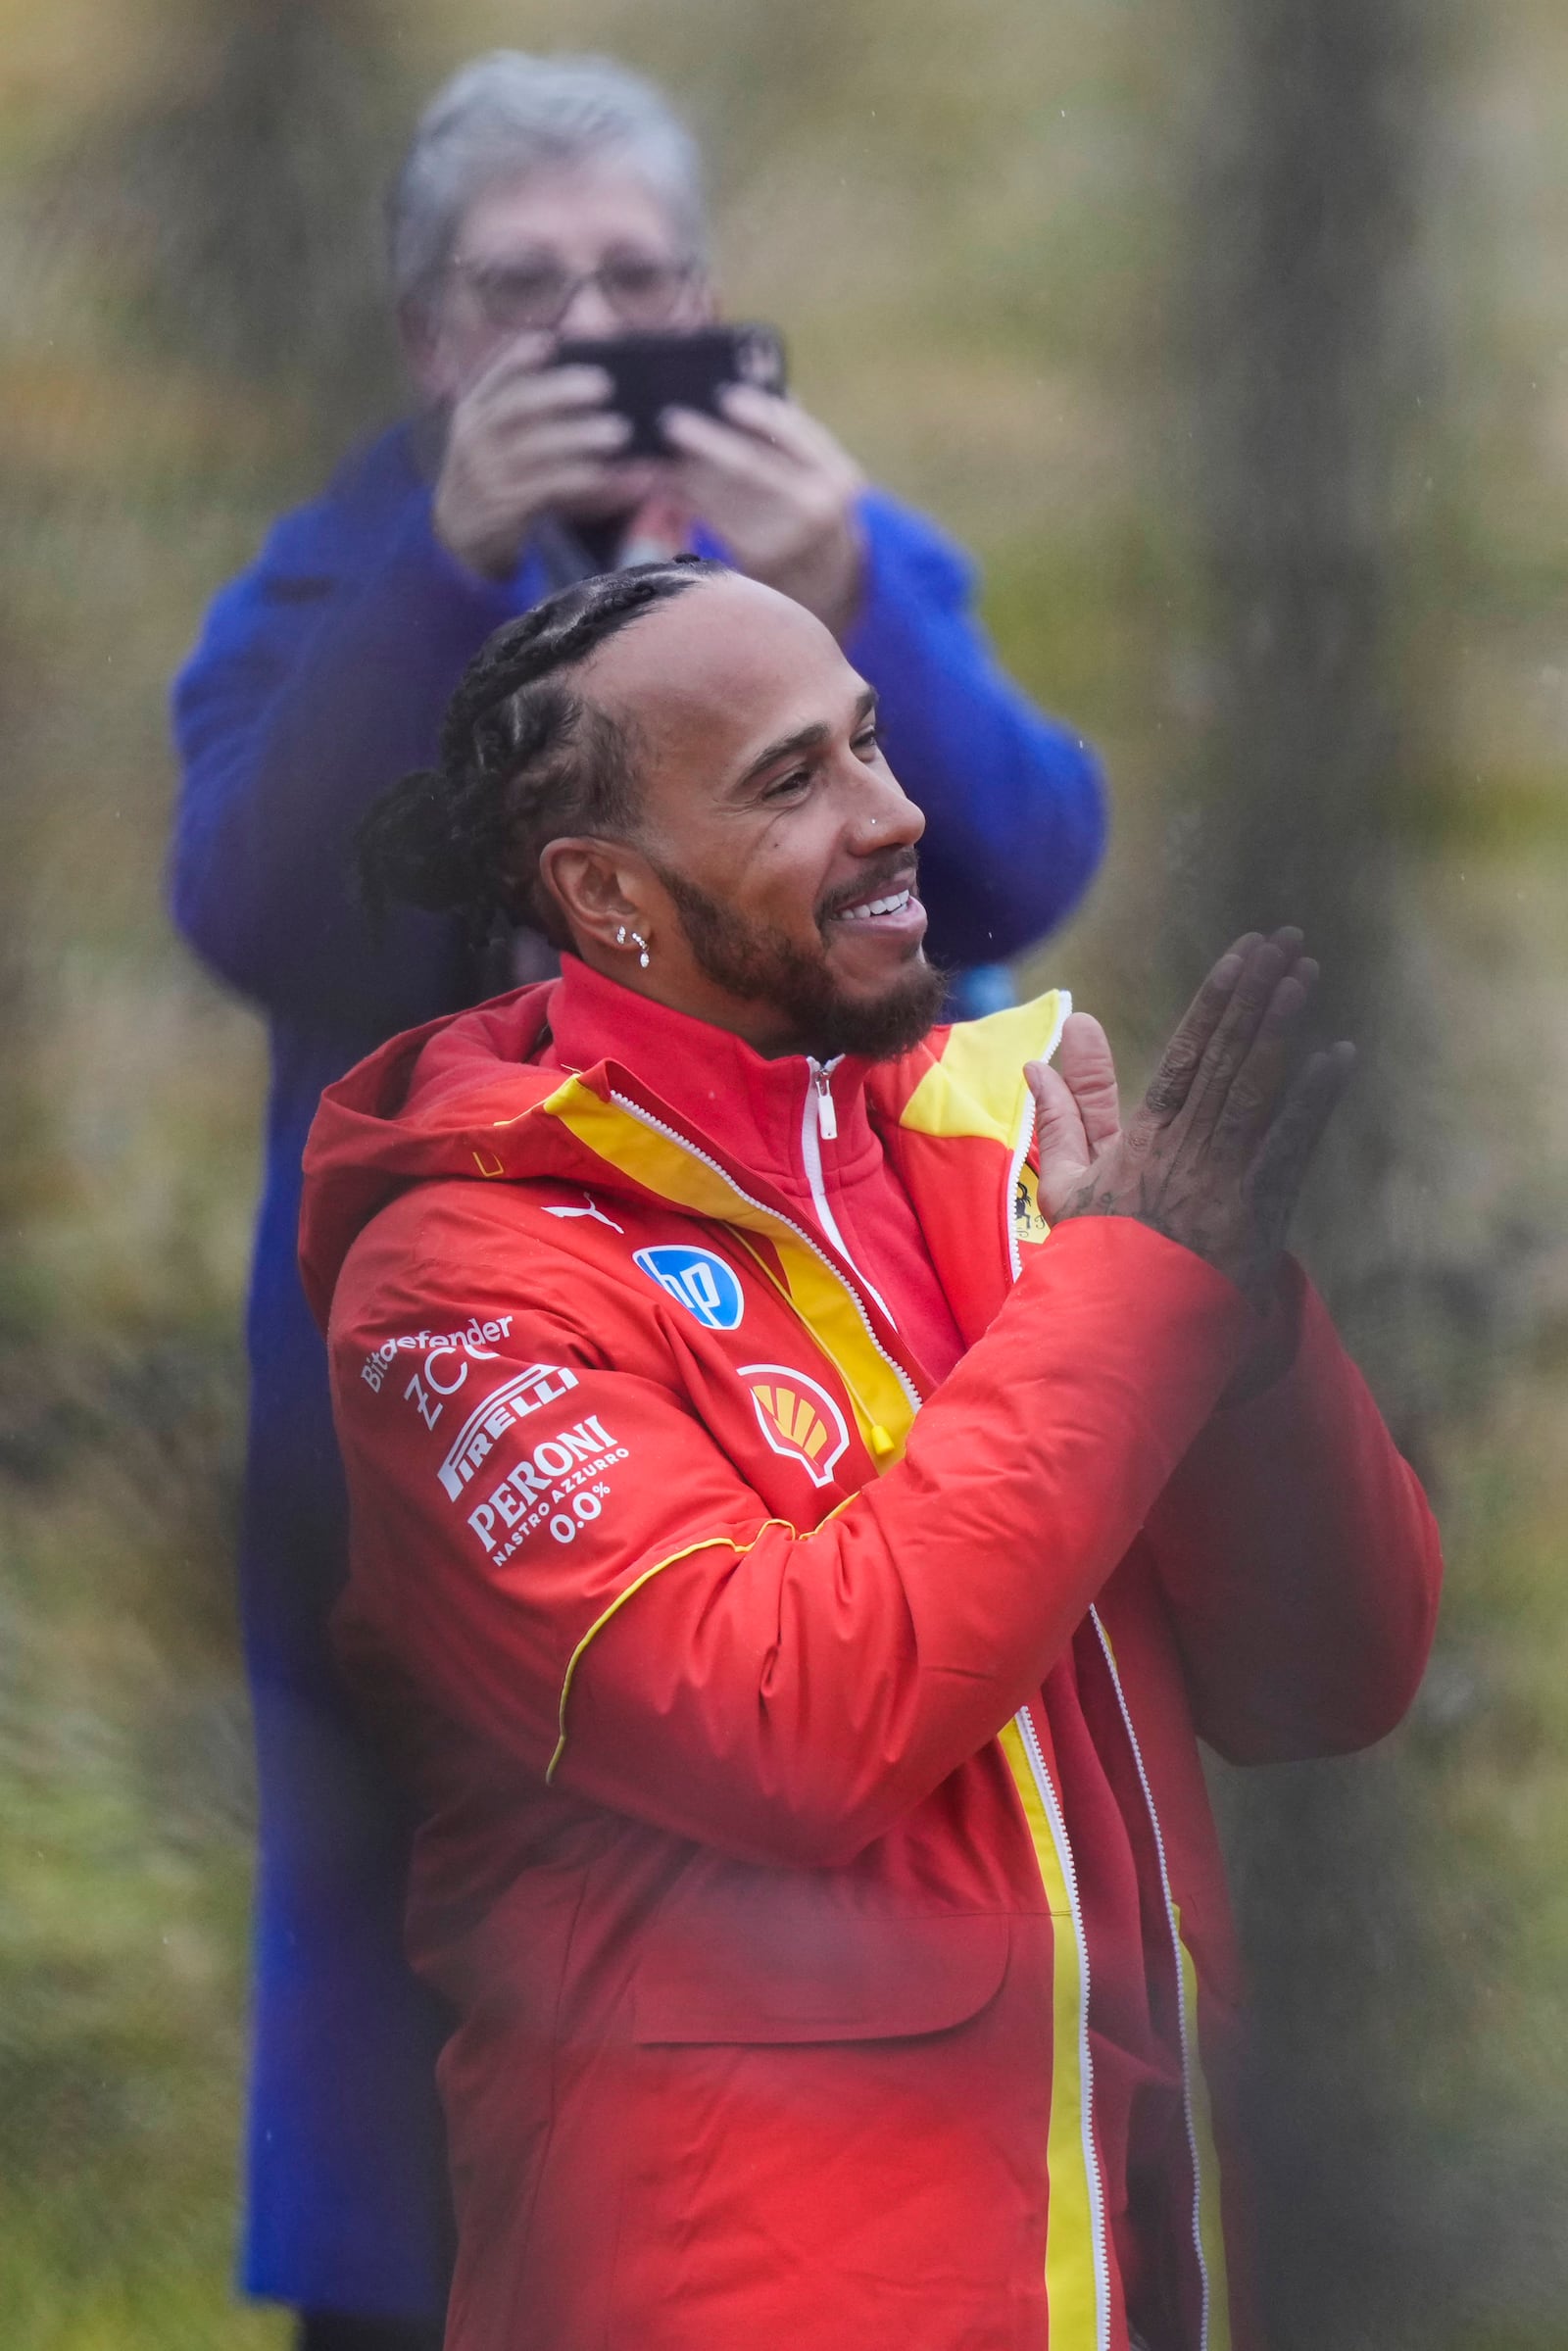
[1025, 930, 1354, 1309]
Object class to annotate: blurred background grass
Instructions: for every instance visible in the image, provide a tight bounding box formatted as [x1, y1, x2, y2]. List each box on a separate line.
[2, 1, 1568, 2345]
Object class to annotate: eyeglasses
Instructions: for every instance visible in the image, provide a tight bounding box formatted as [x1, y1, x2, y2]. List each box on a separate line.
[446, 252, 701, 333]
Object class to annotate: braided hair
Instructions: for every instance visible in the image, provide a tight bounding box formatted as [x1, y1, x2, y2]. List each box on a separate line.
[357, 557, 728, 950]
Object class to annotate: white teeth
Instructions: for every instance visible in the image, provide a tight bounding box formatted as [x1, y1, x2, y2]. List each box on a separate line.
[840, 888, 911, 921]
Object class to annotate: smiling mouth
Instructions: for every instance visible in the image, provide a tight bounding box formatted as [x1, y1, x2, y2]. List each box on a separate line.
[835, 887, 916, 922]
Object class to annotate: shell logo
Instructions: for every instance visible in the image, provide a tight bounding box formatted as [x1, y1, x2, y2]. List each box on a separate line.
[738, 1363, 852, 1489]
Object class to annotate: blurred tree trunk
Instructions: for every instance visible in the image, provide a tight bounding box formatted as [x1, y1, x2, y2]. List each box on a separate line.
[1182, 0, 1432, 1143]
[1180, 4, 1453, 2346]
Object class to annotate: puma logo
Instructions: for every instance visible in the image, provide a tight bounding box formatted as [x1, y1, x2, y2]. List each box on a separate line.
[542, 1194, 624, 1234]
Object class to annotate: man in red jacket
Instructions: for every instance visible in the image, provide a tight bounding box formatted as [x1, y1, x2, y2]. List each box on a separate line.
[300, 557, 1441, 2351]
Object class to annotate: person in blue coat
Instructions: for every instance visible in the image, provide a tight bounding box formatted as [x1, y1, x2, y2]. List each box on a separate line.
[170, 50, 1105, 2351]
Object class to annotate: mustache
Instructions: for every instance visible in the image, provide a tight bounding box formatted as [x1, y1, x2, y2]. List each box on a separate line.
[815, 853, 921, 928]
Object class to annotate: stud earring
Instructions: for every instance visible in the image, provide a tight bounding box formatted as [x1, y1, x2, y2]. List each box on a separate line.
[631, 931, 651, 970]
[615, 924, 627, 946]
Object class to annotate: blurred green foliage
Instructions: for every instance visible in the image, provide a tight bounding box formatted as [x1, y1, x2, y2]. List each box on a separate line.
[2, 0, 1567, 2343]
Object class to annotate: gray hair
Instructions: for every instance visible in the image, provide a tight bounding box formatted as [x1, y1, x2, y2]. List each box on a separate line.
[388, 52, 708, 312]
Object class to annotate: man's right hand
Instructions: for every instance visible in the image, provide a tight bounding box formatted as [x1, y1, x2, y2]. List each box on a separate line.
[431, 336, 661, 580]
[1025, 930, 1354, 1309]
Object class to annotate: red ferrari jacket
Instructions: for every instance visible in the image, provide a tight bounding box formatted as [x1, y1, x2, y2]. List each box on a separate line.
[300, 959, 1441, 2351]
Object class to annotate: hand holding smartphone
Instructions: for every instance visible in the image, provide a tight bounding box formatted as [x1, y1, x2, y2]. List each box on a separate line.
[552, 324, 788, 458]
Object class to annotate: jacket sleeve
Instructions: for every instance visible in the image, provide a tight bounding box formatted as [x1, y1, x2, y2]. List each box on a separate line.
[330, 1214, 1253, 1869]
[169, 477, 518, 1027]
[844, 493, 1107, 967]
[1142, 1260, 1443, 1763]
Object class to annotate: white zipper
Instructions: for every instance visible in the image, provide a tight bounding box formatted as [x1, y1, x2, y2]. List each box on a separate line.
[606, 1089, 920, 1420]
[1004, 1090, 1033, 1287]
[1014, 1702, 1112, 2351]
[800, 1059, 895, 1327]
[810, 1059, 838, 1142]
[1089, 1608, 1213, 2351]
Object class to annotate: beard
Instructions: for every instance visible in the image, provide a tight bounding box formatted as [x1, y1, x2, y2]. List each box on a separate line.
[651, 858, 950, 1061]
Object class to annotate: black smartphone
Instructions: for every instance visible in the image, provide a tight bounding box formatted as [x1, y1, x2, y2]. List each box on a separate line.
[554, 323, 788, 458]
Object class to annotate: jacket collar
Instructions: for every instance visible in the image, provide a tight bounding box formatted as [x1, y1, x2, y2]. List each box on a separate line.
[547, 956, 885, 1213]
[302, 963, 1068, 1386]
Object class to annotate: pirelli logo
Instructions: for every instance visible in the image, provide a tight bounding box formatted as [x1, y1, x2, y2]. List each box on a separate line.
[437, 1363, 580, 1499]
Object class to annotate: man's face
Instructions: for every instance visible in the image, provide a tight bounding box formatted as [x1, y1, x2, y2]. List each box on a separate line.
[406, 164, 712, 408]
[573, 575, 946, 1061]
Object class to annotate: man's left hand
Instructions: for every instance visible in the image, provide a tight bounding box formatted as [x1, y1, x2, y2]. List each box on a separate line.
[659, 385, 866, 640]
[1025, 933, 1354, 1313]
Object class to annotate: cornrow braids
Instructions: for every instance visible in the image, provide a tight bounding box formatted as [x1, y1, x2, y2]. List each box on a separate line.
[357, 557, 728, 951]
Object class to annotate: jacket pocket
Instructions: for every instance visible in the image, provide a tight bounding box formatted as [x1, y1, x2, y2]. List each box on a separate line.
[631, 1904, 1011, 2045]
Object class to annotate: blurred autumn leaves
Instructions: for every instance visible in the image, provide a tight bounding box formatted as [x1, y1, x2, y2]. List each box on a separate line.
[3, 3, 1568, 2345]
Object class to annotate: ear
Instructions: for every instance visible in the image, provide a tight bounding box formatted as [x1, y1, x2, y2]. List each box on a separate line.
[398, 295, 457, 406]
[537, 836, 656, 956]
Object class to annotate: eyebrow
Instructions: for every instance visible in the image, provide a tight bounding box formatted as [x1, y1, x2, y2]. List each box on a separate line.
[734, 685, 879, 792]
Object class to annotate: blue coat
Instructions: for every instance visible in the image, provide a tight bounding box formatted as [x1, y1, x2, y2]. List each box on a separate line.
[170, 420, 1105, 2319]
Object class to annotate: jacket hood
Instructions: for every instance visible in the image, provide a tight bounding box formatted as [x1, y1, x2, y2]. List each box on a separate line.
[300, 982, 564, 1331]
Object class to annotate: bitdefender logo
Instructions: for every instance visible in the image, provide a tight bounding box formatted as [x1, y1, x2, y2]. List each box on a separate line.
[739, 1364, 851, 1488]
